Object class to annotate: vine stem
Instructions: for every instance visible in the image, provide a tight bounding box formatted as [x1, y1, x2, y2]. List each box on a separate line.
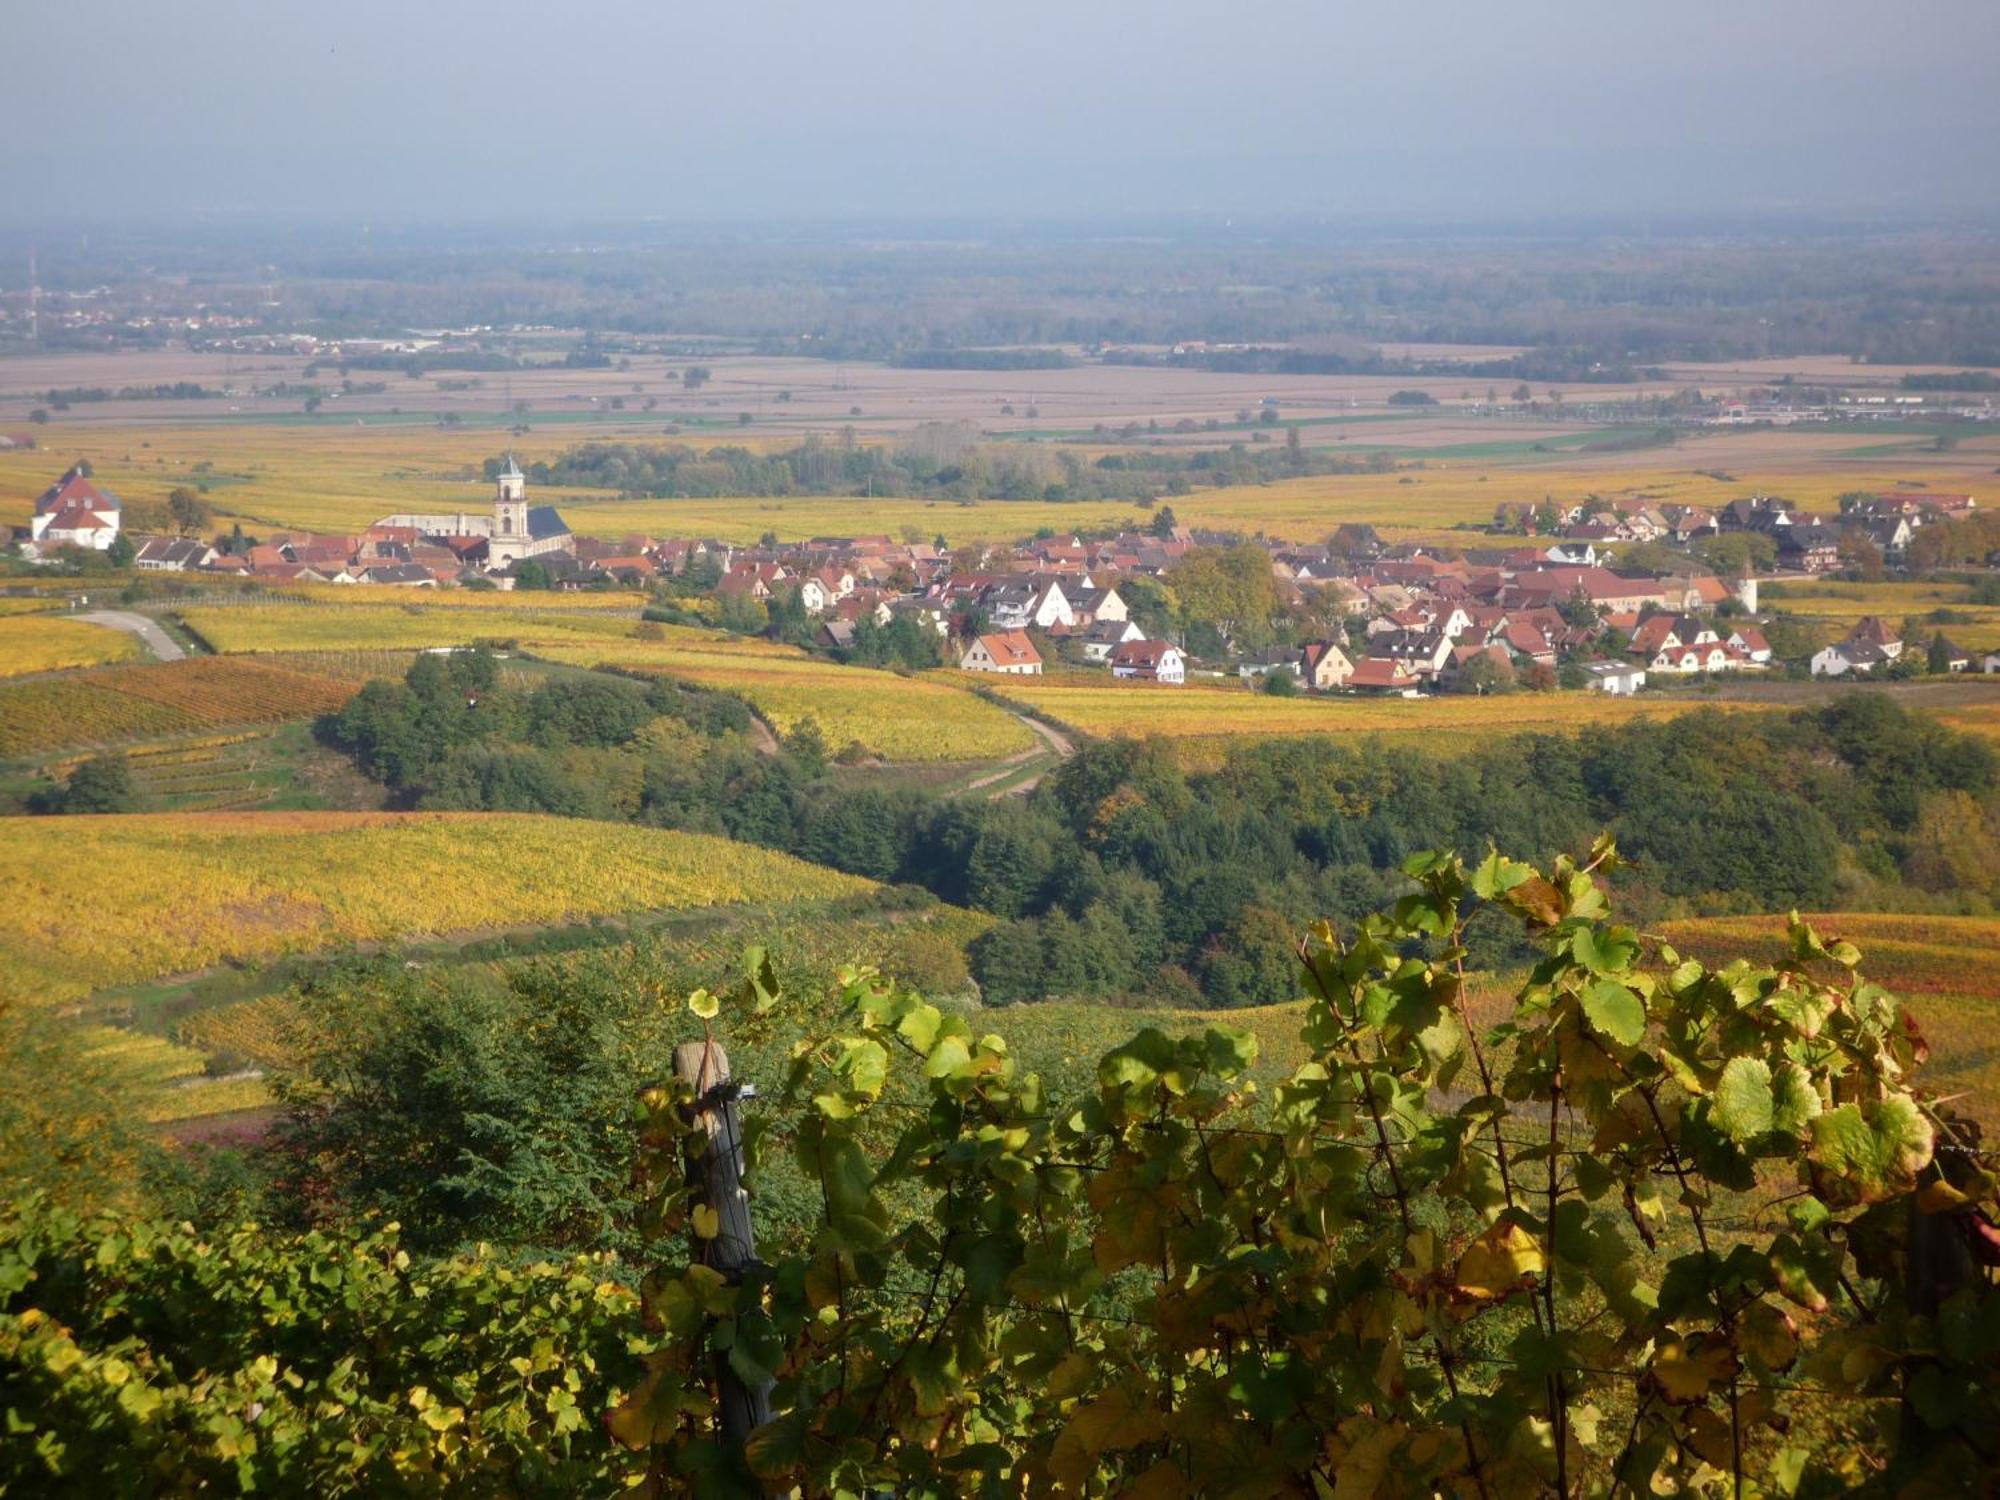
[1630, 1071, 1743, 1500]
[1546, 1073, 1570, 1500]
[1310, 952, 1493, 1500]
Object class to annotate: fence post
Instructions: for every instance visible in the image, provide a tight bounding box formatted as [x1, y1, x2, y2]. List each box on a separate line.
[673, 1038, 774, 1454]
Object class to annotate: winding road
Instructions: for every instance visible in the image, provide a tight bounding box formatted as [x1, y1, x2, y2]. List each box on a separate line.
[988, 713, 1074, 797]
[75, 610, 185, 662]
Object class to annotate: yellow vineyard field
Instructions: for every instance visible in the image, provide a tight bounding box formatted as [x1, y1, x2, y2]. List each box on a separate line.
[1933, 701, 2000, 743]
[268, 582, 650, 610]
[492, 463, 1932, 547]
[0, 613, 141, 677]
[176, 994, 301, 1072]
[74, 1026, 274, 1122]
[0, 424, 610, 536]
[535, 638, 1036, 761]
[1658, 912, 2000, 999]
[978, 677, 1757, 745]
[1763, 580, 2000, 649]
[0, 656, 363, 757]
[0, 419, 1956, 546]
[176, 601, 643, 654]
[74, 1025, 205, 1087]
[0, 811, 875, 1005]
[0, 597, 62, 616]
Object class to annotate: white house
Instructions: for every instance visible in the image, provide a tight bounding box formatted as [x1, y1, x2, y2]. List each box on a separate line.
[1811, 641, 1891, 677]
[1301, 641, 1354, 690]
[981, 577, 1074, 632]
[28, 465, 122, 552]
[1078, 618, 1145, 663]
[796, 568, 856, 615]
[1111, 639, 1186, 683]
[1726, 627, 1773, 665]
[959, 630, 1043, 675]
[1069, 586, 1128, 626]
[1586, 662, 1647, 695]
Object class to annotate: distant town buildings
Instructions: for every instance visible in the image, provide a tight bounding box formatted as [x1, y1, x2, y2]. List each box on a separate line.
[8, 454, 1991, 700]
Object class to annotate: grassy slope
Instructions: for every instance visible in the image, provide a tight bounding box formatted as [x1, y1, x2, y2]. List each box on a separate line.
[0, 614, 142, 677]
[0, 811, 874, 1007]
[980, 675, 1767, 746]
[0, 655, 366, 757]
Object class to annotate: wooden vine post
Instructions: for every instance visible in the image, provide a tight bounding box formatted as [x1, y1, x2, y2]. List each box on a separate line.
[673, 1039, 774, 1450]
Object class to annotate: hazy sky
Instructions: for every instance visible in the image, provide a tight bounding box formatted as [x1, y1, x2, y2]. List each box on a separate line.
[10, 0, 2000, 223]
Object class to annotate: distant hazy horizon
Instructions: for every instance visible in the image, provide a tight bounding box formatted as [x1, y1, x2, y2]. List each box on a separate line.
[10, 0, 1999, 225]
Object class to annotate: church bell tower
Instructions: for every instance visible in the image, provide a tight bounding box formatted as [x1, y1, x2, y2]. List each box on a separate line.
[494, 455, 527, 543]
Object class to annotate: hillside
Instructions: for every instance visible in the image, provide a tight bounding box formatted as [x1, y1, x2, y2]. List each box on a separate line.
[0, 811, 874, 1006]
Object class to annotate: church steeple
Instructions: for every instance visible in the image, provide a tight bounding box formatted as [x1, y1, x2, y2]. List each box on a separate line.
[493, 455, 528, 548]
[497, 454, 526, 503]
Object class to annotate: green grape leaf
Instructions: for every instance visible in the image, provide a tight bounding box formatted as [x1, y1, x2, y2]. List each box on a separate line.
[1581, 979, 1646, 1046]
[1712, 1057, 1774, 1144]
[1770, 1061, 1822, 1136]
[1808, 1097, 1934, 1204]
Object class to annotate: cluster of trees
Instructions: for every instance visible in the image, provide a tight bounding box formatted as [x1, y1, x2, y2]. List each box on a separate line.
[40, 382, 218, 406]
[116, 485, 213, 538]
[494, 434, 1139, 504]
[496, 426, 1399, 509]
[1908, 512, 2000, 570]
[328, 662, 2000, 1010]
[940, 696, 1993, 1005]
[1901, 370, 2000, 391]
[27, 752, 134, 814]
[319, 650, 754, 816]
[1113, 345, 1656, 385]
[888, 348, 1074, 370]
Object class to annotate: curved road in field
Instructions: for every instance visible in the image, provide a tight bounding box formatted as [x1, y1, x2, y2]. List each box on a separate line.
[990, 713, 1074, 798]
[74, 610, 186, 662]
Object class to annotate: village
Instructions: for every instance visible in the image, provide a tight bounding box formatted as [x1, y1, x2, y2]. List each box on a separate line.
[12, 456, 1993, 695]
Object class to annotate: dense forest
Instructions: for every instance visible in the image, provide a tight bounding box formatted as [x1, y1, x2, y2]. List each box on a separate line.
[323, 659, 2000, 1010]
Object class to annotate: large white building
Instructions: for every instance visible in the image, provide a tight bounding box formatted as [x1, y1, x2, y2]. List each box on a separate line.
[374, 456, 572, 570]
[27, 464, 122, 552]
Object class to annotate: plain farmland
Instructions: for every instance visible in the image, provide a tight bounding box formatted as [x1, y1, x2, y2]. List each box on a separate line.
[5, 340, 1999, 549]
[4, 418, 1994, 548]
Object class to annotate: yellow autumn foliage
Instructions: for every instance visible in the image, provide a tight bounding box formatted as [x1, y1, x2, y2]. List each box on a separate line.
[0, 811, 874, 1005]
[0, 614, 141, 677]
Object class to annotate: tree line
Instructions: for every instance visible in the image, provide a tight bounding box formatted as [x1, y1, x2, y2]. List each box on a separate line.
[320, 659, 2000, 1012]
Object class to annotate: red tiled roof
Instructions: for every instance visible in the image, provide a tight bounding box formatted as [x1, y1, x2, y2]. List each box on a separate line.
[977, 631, 1041, 667]
[1346, 658, 1412, 688]
[36, 469, 120, 516]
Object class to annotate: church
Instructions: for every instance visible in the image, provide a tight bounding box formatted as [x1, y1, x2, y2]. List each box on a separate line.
[374, 456, 573, 571]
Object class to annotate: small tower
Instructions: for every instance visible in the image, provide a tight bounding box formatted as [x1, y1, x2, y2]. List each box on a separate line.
[494, 455, 527, 545]
[1735, 572, 1759, 614]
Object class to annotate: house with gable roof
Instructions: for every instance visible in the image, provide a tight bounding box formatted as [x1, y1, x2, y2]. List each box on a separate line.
[960, 630, 1043, 675]
[27, 464, 122, 552]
